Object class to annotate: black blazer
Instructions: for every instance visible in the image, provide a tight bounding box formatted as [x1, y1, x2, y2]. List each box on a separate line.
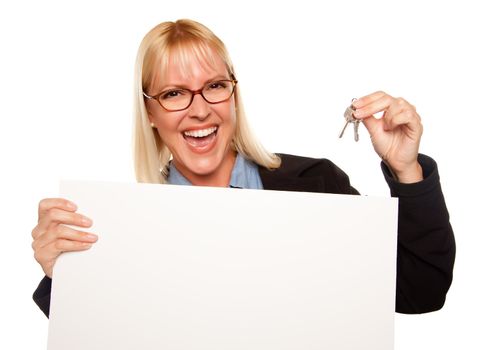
[33, 153, 455, 317]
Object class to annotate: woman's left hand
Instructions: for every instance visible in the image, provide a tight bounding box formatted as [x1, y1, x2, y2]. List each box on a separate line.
[352, 91, 424, 183]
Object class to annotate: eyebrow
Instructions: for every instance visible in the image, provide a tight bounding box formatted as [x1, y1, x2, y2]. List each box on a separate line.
[156, 74, 230, 93]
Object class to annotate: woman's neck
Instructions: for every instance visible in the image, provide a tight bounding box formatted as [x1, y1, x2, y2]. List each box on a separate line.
[173, 150, 237, 187]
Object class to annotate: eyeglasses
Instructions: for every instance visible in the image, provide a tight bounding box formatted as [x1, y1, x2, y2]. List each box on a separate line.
[143, 78, 238, 112]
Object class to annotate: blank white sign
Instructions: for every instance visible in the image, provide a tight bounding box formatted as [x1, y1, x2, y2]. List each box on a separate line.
[48, 181, 398, 349]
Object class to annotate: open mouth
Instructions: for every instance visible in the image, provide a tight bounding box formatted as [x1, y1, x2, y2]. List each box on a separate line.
[182, 126, 218, 150]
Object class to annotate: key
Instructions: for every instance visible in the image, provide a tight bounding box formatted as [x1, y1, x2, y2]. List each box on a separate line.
[338, 99, 361, 141]
[353, 119, 360, 142]
[338, 120, 349, 138]
[338, 106, 355, 138]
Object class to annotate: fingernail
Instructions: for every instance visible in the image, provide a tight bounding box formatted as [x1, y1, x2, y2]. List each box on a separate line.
[66, 201, 77, 210]
[82, 243, 92, 249]
[353, 110, 362, 118]
[352, 99, 361, 108]
[85, 233, 98, 241]
[81, 216, 93, 226]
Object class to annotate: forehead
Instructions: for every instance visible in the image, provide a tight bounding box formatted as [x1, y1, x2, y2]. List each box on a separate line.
[152, 43, 228, 88]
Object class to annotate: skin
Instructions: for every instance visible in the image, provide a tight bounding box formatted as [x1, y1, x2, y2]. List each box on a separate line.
[32, 198, 97, 278]
[145, 53, 237, 187]
[352, 91, 423, 183]
[31, 64, 423, 279]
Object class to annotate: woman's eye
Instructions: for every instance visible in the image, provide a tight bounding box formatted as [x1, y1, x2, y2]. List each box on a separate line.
[160, 90, 184, 100]
[208, 81, 227, 90]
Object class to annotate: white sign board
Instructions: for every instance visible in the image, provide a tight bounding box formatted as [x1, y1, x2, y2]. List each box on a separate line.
[48, 181, 398, 349]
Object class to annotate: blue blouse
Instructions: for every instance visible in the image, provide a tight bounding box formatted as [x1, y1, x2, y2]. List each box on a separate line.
[167, 154, 264, 189]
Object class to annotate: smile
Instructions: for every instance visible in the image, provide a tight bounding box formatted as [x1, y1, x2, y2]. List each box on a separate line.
[182, 126, 218, 153]
[183, 126, 218, 138]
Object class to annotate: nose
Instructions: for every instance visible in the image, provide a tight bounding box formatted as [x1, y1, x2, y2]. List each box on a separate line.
[188, 92, 210, 120]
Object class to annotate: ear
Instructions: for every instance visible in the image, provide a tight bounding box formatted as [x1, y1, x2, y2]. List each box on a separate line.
[146, 107, 156, 128]
[148, 112, 154, 125]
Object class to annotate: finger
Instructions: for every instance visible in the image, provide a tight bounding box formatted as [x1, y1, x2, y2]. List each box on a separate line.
[34, 208, 93, 238]
[33, 225, 98, 251]
[382, 99, 420, 130]
[33, 239, 93, 269]
[38, 198, 78, 217]
[361, 113, 383, 136]
[384, 97, 414, 118]
[353, 94, 393, 120]
[352, 91, 388, 109]
[383, 111, 410, 131]
[48, 239, 94, 256]
[383, 109, 422, 134]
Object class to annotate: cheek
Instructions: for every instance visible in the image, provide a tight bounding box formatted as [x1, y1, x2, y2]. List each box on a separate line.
[221, 102, 236, 126]
[230, 104, 236, 122]
[229, 105, 237, 134]
[154, 118, 183, 149]
[146, 102, 161, 124]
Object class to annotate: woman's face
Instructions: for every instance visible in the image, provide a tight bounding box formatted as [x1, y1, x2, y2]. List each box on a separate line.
[146, 52, 237, 186]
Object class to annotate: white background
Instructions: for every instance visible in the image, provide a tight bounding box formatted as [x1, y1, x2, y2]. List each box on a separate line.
[0, 0, 495, 348]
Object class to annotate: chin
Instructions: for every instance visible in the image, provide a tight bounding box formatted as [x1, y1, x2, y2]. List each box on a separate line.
[170, 134, 236, 183]
[186, 157, 221, 176]
[180, 148, 232, 176]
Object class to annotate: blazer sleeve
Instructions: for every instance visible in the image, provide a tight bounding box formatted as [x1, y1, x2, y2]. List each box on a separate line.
[381, 154, 456, 314]
[33, 276, 52, 318]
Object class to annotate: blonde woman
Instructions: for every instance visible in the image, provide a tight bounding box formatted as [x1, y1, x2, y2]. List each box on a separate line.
[32, 19, 455, 317]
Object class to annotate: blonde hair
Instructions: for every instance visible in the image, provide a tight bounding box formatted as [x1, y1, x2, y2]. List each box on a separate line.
[133, 19, 281, 183]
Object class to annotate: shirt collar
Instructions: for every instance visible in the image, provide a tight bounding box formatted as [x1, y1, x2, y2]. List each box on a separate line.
[167, 161, 192, 186]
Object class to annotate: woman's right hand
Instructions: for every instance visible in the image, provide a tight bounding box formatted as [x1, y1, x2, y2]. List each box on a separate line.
[31, 198, 98, 278]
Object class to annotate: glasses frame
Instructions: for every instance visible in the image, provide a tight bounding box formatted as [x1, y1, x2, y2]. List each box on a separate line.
[143, 76, 238, 112]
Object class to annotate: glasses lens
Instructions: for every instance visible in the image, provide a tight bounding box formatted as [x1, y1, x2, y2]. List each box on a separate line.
[159, 89, 191, 111]
[157, 80, 235, 111]
[203, 80, 234, 103]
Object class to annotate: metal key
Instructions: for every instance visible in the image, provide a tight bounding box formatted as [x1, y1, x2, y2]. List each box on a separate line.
[352, 118, 360, 142]
[338, 99, 360, 142]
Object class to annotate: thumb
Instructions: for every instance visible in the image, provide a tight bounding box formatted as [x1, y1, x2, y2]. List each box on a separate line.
[360, 114, 383, 137]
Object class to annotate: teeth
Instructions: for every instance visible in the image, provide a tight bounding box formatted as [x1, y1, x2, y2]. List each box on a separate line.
[184, 127, 217, 138]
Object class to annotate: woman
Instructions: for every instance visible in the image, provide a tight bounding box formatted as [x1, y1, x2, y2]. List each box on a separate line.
[32, 19, 455, 317]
